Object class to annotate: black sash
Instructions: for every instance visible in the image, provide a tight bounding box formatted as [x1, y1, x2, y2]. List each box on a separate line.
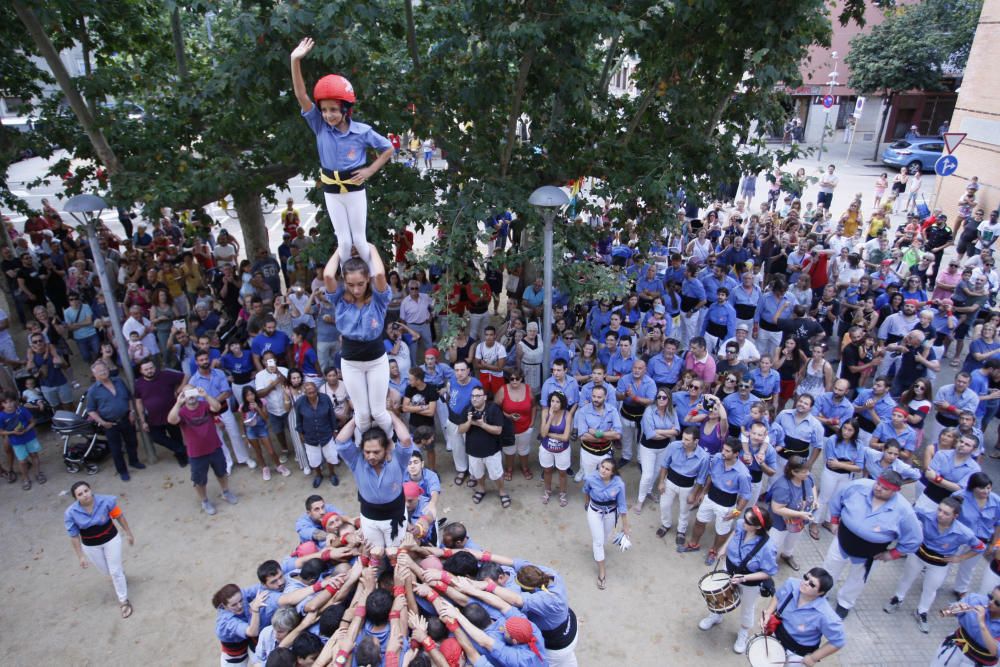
[589, 498, 617, 514]
[837, 520, 891, 581]
[641, 436, 670, 450]
[221, 639, 250, 662]
[917, 543, 949, 566]
[231, 370, 254, 385]
[750, 467, 764, 483]
[667, 467, 697, 488]
[541, 608, 577, 650]
[759, 320, 781, 332]
[321, 167, 365, 193]
[937, 412, 960, 428]
[681, 295, 700, 312]
[781, 435, 810, 460]
[621, 402, 644, 424]
[708, 485, 738, 507]
[948, 627, 1000, 666]
[582, 440, 612, 456]
[706, 319, 728, 338]
[80, 520, 118, 547]
[856, 413, 877, 434]
[359, 492, 406, 541]
[734, 303, 757, 320]
[342, 337, 385, 362]
[775, 622, 821, 657]
[923, 479, 953, 504]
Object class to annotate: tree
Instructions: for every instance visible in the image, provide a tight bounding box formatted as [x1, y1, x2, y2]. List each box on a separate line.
[845, 0, 983, 158]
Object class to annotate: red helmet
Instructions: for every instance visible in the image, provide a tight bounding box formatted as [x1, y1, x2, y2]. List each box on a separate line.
[313, 74, 356, 104]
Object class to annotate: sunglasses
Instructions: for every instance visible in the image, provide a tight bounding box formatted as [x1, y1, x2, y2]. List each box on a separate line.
[739, 383, 753, 389]
[991, 597, 1000, 606]
[803, 578, 819, 589]
[656, 394, 669, 400]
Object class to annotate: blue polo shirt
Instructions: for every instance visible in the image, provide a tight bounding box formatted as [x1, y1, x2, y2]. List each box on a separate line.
[251, 331, 290, 360]
[647, 353, 684, 386]
[337, 435, 414, 504]
[872, 421, 919, 452]
[188, 368, 233, 400]
[698, 454, 752, 501]
[829, 479, 922, 562]
[541, 376, 580, 409]
[770, 578, 846, 649]
[953, 489, 1000, 540]
[661, 440, 710, 479]
[915, 507, 984, 558]
[331, 284, 391, 342]
[573, 402, 622, 435]
[858, 446, 922, 482]
[302, 107, 392, 172]
[814, 392, 855, 431]
[725, 522, 778, 576]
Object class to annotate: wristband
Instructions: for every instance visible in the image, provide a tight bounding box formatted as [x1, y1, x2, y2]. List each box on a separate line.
[410, 639, 421, 650]
[389, 610, 402, 620]
[393, 585, 406, 597]
[360, 556, 371, 567]
[433, 581, 449, 594]
[443, 548, 455, 558]
[444, 619, 459, 632]
[321, 549, 333, 562]
[334, 649, 350, 666]
[830, 517, 840, 525]
[440, 572, 454, 585]
[340, 535, 349, 546]
[934, 474, 944, 485]
[485, 580, 497, 593]
[354, 605, 367, 618]
[354, 517, 362, 529]
[425, 590, 439, 603]
[889, 548, 902, 560]
[422, 638, 437, 652]
[312, 581, 324, 592]
[325, 584, 340, 596]
[481, 551, 492, 562]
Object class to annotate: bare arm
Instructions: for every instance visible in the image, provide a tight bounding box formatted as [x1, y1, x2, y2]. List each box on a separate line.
[290, 38, 315, 113]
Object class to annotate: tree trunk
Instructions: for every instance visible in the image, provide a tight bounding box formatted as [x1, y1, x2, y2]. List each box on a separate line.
[872, 92, 893, 162]
[404, 0, 420, 73]
[12, 0, 123, 175]
[232, 190, 269, 258]
[171, 7, 189, 81]
[500, 49, 536, 179]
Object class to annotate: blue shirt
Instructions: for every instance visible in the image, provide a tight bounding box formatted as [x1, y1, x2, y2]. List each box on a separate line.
[331, 284, 391, 342]
[294, 394, 339, 446]
[914, 507, 984, 558]
[586, 306, 613, 342]
[954, 489, 1000, 540]
[858, 446, 922, 482]
[579, 381, 618, 410]
[641, 406, 680, 440]
[701, 273, 738, 301]
[699, 454, 752, 501]
[295, 502, 343, 543]
[929, 449, 981, 488]
[541, 376, 580, 409]
[188, 368, 233, 400]
[251, 331, 290, 360]
[511, 560, 570, 632]
[722, 392, 756, 428]
[338, 434, 414, 504]
[661, 440, 710, 479]
[680, 277, 706, 305]
[313, 297, 340, 343]
[607, 352, 635, 379]
[637, 276, 664, 298]
[187, 348, 222, 376]
[935, 384, 980, 418]
[221, 351, 255, 380]
[725, 522, 778, 576]
[872, 421, 919, 452]
[829, 479, 923, 561]
[574, 402, 622, 435]
[747, 368, 780, 398]
[420, 362, 454, 389]
[64, 493, 120, 537]
[413, 468, 442, 497]
[774, 410, 824, 455]
[447, 377, 483, 423]
[814, 392, 855, 431]
[819, 435, 862, 466]
[582, 473, 628, 513]
[768, 475, 816, 531]
[771, 578, 846, 648]
[970, 369, 999, 418]
[215, 587, 254, 643]
[647, 353, 684, 386]
[701, 302, 737, 340]
[730, 284, 761, 317]
[63, 304, 97, 340]
[84, 377, 132, 421]
[757, 292, 796, 325]
[301, 107, 391, 172]
[617, 373, 657, 407]
[672, 390, 705, 428]
[0, 406, 36, 445]
[957, 593, 1000, 652]
[853, 389, 897, 429]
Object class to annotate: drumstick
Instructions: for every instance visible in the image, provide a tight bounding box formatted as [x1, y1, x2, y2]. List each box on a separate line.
[762, 613, 769, 658]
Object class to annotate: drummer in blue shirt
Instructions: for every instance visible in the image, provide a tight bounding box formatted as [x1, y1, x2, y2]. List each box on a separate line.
[761, 569, 846, 664]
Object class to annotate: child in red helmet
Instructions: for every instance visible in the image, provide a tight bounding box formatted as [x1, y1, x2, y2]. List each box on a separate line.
[290, 37, 393, 269]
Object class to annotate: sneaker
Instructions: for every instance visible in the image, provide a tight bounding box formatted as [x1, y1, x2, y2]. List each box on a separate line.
[618, 458, 632, 469]
[566, 467, 575, 477]
[733, 629, 749, 654]
[262, 467, 271, 481]
[835, 604, 850, 619]
[781, 554, 800, 572]
[303, 466, 312, 476]
[221, 490, 239, 505]
[312, 475, 323, 488]
[914, 610, 929, 633]
[884, 596, 901, 614]
[656, 525, 671, 538]
[330, 472, 340, 487]
[120, 472, 131, 482]
[279, 453, 288, 464]
[573, 470, 585, 483]
[245, 459, 257, 470]
[130, 462, 147, 470]
[276, 465, 291, 477]
[201, 499, 217, 516]
[675, 534, 687, 547]
[698, 613, 722, 631]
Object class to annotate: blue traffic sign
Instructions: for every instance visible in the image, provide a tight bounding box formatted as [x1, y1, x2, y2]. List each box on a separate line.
[822, 95, 834, 109]
[935, 154, 959, 177]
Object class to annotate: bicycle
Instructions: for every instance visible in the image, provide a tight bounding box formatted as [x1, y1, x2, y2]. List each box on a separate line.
[218, 194, 277, 218]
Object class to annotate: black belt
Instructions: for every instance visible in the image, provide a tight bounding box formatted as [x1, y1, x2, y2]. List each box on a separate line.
[79, 520, 118, 547]
[775, 623, 820, 658]
[706, 320, 728, 338]
[359, 492, 406, 541]
[681, 295, 700, 312]
[341, 337, 385, 362]
[923, 479, 953, 504]
[641, 436, 670, 450]
[750, 467, 764, 483]
[582, 440, 612, 456]
[782, 435, 810, 460]
[540, 608, 577, 650]
[667, 467, 697, 488]
[708, 485, 738, 507]
[759, 320, 781, 332]
[917, 543, 950, 566]
[734, 303, 757, 320]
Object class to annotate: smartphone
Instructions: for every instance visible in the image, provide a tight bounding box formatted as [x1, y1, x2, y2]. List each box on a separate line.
[184, 388, 199, 399]
[266, 359, 276, 369]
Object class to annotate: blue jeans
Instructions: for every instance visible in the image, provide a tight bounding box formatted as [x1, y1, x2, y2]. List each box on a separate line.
[75, 333, 102, 364]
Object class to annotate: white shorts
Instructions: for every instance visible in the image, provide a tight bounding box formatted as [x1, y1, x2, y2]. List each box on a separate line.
[503, 429, 533, 457]
[696, 495, 738, 535]
[304, 437, 339, 468]
[469, 451, 503, 481]
[539, 446, 572, 471]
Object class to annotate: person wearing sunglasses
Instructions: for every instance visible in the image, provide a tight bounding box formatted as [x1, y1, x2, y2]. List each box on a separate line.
[682, 438, 751, 565]
[633, 388, 680, 514]
[761, 568, 845, 665]
[933, 586, 1000, 667]
[821, 471, 922, 619]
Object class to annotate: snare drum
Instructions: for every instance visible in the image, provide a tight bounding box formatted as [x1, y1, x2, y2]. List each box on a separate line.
[745, 634, 785, 666]
[698, 571, 742, 614]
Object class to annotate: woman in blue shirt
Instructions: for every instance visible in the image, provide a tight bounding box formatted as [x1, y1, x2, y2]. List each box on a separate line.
[761, 569, 845, 664]
[290, 37, 393, 268]
[212, 582, 267, 666]
[953, 472, 1000, 599]
[64, 482, 135, 618]
[324, 244, 394, 441]
[582, 458, 630, 590]
[767, 455, 817, 573]
[813, 420, 863, 536]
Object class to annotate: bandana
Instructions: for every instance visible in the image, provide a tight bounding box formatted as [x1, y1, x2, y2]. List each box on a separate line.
[877, 475, 901, 492]
[505, 617, 543, 659]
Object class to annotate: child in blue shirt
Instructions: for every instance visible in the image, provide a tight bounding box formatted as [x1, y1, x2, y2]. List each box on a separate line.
[0, 393, 45, 489]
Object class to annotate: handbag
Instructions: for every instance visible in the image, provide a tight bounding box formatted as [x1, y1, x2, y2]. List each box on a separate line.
[916, 194, 931, 219]
[764, 593, 794, 636]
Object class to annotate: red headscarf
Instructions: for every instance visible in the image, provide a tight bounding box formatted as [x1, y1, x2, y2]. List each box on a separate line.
[505, 616, 542, 659]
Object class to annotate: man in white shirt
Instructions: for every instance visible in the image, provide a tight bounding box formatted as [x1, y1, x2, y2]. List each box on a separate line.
[254, 350, 291, 459]
[399, 280, 434, 361]
[817, 164, 839, 210]
[722, 324, 761, 365]
[319, 367, 351, 426]
[122, 305, 159, 357]
[474, 326, 507, 395]
[212, 230, 238, 268]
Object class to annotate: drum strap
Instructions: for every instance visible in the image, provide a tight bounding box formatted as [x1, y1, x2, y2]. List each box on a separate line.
[723, 533, 771, 577]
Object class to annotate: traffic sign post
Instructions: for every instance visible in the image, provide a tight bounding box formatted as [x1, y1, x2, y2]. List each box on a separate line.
[942, 132, 967, 154]
[935, 154, 959, 177]
[822, 95, 834, 109]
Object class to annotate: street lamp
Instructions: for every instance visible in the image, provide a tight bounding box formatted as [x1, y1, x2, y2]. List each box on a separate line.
[63, 194, 157, 461]
[818, 51, 839, 163]
[528, 185, 570, 380]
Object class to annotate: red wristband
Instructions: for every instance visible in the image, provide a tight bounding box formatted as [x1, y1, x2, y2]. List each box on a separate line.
[934, 474, 944, 485]
[325, 584, 339, 596]
[354, 605, 366, 618]
[830, 517, 840, 525]
[360, 556, 371, 567]
[340, 535, 349, 546]
[312, 581, 324, 592]
[389, 610, 402, 620]
[422, 637, 437, 652]
[481, 551, 492, 562]
[392, 585, 406, 597]
[433, 581, 449, 594]
[440, 572, 453, 585]
[444, 619, 458, 632]
[425, 590, 439, 603]
[890, 548, 902, 560]
[485, 581, 497, 593]
[321, 549, 333, 562]
[336, 649, 350, 661]
[443, 548, 455, 558]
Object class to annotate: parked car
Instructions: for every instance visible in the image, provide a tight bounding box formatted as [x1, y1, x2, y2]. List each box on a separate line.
[1, 115, 40, 160]
[881, 137, 944, 173]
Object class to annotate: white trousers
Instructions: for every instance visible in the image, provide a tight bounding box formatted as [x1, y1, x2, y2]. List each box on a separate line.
[979, 560, 1000, 596]
[341, 354, 393, 438]
[304, 437, 339, 468]
[579, 449, 611, 478]
[659, 479, 695, 533]
[768, 526, 805, 558]
[325, 189, 371, 266]
[586, 507, 617, 561]
[932, 640, 979, 667]
[360, 515, 403, 549]
[954, 552, 985, 595]
[738, 582, 762, 629]
[82, 533, 128, 603]
[894, 554, 949, 614]
[636, 445, 668, 504]
[679, 312, 700, 348]
[545, 637, 579, 667]
[815, 468, 853, 525]
[822, 540, 874, 610]
[620, 421, 639, 461]
[757, 328, 783, 358]
[216, 409, 250, 465]
[445, 420, 468, 473]
[502, 429, 533, 457]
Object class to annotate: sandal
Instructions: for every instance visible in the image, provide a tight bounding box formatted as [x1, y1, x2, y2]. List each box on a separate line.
[36, 471, 47, 485]
[121, 600, 133, 618]
[559, 492, 568, 507]
[3, 470, 15, 483]
[504, 470, 513, 482]
[542, 489, 551, 505]
[679, 542, 701, 554]
[521, 467, 534, 480]
[500, 494, 512, 509]
[951, 359, 960, 368]
[466, 476, 479, 488]
[472, 491, 486, 504]
[454, 472, 468, 487]
[808, 524, 820, 541]
[21, 478, 31, 491]
[597, 575, 606, 590]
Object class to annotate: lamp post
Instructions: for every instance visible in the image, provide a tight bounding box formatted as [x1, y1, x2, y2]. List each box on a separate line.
[528, 185, 570, 381]
[63, 194, 157, 461]
[817, 51, 839, 164]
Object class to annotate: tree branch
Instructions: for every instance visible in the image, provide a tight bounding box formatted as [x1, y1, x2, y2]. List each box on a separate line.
[622, 88, 655, 146]
[597, 30, 621, 96]
[500, 48, 536, 179]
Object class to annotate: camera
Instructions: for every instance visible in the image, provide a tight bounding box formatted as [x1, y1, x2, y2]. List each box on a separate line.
[472, 410, 484, 421]
[702, 397, 713, 411]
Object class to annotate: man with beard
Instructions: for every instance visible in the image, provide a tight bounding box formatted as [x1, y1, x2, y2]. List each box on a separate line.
[134, 359, 188, 466]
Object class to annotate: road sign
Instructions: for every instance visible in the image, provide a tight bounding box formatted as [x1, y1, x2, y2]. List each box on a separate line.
[853, 96, 866, 118]
[822, 95, 834, 109]
[935, 154, 959, 177]
[943, 132, 967, 154]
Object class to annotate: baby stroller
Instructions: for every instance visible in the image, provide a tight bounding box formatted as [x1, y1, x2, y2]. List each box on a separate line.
[53, 397, 109, 475]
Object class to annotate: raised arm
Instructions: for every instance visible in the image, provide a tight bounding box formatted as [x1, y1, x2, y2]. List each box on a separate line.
[368, 244, 388, 292]
[290, 38, 315, 113]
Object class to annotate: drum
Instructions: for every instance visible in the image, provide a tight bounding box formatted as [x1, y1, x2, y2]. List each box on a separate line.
[698, 571, 742, 614]
[746, 634, 785, 667]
